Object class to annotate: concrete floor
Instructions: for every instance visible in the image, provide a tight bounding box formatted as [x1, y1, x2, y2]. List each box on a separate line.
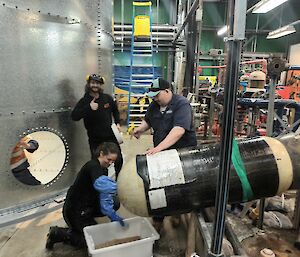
[243, 228, 300, 257]
[0, 134, 188, 257]
[2, 132, 299, 257]
[0, 208, 188, 257]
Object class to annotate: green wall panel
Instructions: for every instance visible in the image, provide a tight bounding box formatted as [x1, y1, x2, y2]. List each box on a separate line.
[203, 2, 226, 27]
[113, 0, 300, 83]
[200, 0, 300, 55]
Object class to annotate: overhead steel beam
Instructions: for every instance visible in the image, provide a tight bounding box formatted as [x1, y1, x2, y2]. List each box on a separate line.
[172, 0, 199, 44]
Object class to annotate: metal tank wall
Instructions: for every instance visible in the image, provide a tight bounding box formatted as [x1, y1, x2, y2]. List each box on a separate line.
[0, 0, 113, 214]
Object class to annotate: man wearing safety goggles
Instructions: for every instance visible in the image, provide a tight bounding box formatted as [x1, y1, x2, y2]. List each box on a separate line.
[71, 74, 123, 176]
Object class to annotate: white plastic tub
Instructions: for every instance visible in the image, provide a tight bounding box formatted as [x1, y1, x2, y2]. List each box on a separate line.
[83, 217, 160, 257]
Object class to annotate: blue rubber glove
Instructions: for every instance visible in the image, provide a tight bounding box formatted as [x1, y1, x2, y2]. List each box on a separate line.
[110, 212, 125, 226]
[93, 176, 125, 226]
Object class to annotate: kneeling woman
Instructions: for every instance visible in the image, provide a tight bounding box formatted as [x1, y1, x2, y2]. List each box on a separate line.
[46, 142, 124, 249]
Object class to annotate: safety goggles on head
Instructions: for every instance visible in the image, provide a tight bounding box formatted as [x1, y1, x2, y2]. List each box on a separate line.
[86, 74, 105, 84]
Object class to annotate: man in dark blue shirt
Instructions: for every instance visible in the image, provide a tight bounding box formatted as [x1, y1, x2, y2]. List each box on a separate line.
[132, 77, 197, 154]
[132, 78, 197, 233]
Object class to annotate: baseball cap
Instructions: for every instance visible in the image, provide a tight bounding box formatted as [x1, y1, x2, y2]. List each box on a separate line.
[147, 78, 170, 98]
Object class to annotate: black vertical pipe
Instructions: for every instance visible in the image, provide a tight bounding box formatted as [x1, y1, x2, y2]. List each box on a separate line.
[210, 39, 242, 255]
[209, 0, 242, 255]
[167, 0, 178, 82]
[184, 3, 197, 94]
[190, 10, 198, 92]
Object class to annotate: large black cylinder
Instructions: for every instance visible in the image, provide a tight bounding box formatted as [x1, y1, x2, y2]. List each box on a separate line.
[118, 135, 299, 217]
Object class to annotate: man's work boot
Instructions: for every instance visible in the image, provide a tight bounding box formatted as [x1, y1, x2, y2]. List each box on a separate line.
[46, 226, 69, 250]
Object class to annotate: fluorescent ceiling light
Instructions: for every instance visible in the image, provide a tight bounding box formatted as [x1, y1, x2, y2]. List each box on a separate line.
[217, 26, 228, 36]
[267, 25, 296, 39]
[252, 0, 288, 14]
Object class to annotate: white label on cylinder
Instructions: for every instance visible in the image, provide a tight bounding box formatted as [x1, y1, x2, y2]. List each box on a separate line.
[148, 189, 167, 209]
[146, 149, 185, 189]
